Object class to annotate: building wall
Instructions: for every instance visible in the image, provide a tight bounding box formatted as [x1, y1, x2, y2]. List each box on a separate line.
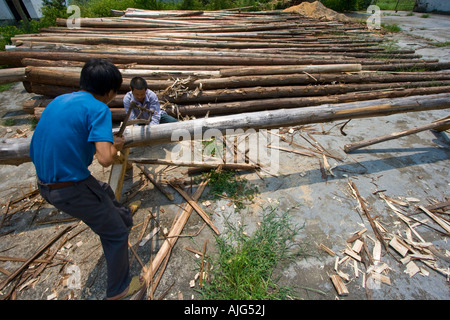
[415, 0, 450, 13]
[0, 0, 44, 22]
[23, 0, 44, 19]
[0, 1, 15, 20]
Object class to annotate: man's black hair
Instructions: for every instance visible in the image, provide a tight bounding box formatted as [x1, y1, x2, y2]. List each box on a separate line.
[130, 77, 148, 91]
[80, 59, 123, 96]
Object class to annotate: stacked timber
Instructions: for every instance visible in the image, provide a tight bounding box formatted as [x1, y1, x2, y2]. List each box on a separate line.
[0, 8, 449, 121]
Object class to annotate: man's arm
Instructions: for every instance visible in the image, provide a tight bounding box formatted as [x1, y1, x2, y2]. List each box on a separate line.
[123, 93, 137, 121]
[94, 136, 125, 167]
[147, 90, 161, 125]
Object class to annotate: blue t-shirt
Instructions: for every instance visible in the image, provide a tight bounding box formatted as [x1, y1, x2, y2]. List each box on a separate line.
[30, 91, 113, 184]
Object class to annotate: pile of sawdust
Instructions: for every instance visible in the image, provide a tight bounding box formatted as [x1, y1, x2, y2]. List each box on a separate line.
[283, 1, 354, 23]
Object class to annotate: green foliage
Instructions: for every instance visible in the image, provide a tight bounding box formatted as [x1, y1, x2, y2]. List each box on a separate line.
[199, 204, 304, 299]
[179, 0, 203, 10]
[2, 118, 16, 126]
[204, 170, 258, 211]
[381, 23, 401, 32]
[40, 0, 70, 26]
[0, 20, 41, 51]
[374, 0, 415, 11]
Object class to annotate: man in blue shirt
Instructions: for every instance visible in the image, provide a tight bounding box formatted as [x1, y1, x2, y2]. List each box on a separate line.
[30, 59, 143, 300]
[123, 76, 177, 125]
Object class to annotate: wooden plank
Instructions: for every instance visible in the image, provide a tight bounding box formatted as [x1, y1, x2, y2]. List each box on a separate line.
[108, 148, 130, 201]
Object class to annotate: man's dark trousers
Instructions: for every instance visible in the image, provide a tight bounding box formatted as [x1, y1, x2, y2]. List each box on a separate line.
[38, 175, 132, 298]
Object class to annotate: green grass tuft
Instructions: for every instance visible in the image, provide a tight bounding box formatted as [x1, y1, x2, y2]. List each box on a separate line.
[199, 204, 306, 300]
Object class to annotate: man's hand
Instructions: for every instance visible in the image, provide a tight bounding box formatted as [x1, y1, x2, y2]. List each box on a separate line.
[113, 134, 125, 152]
[95, 136, 125, 168]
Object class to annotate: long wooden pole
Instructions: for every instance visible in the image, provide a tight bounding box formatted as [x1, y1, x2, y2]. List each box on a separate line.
[344, 118, 450, 153]
[1, 94, 449, 166]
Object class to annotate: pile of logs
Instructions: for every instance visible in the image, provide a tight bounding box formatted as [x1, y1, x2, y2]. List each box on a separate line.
[1, 8, 449, 121]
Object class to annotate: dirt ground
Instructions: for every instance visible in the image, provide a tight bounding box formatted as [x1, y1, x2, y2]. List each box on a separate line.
[0, 11, 449, 302]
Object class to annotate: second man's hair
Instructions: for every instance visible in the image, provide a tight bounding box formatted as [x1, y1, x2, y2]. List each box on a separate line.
[130, 77, 148, 90]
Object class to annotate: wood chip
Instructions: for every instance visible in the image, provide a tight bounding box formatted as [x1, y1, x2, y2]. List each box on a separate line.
[351, 239, 364, 253]
[330, 274, 349, 296]
[344, 248, 361, 261]
[389, 236, 409, 257]
[373, 240, 381, 265]
[405, 261, 420, 277]
[370, 272, 391, 286]
[319, 243, 335, 256]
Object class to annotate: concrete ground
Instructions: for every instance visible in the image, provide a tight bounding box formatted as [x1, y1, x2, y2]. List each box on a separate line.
[0, 11, 449, 301]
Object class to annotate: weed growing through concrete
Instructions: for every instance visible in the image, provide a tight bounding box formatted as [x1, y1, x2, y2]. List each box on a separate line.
[198, 204, 305, 300]
[203, 170, 258, 212]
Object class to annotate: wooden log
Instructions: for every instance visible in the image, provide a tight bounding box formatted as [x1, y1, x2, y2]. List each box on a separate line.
[167, 80, 450, 105]
[173, 85, 450, 117]
[34, 107, 126, 121]
[219, 64, 362, 77]
[0, 50, 322, 67]
[2, 94, 450, 165]
[0, 68, 26, 85]
[344, 118, 450, 153]
[12, 34, 384, 51]
[363, 61, 450, 72]
[132, 158, 259, 171]
[188, 72, 450, 90]
[23, 95, 125, 114]
[108, 149, 130, 201]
